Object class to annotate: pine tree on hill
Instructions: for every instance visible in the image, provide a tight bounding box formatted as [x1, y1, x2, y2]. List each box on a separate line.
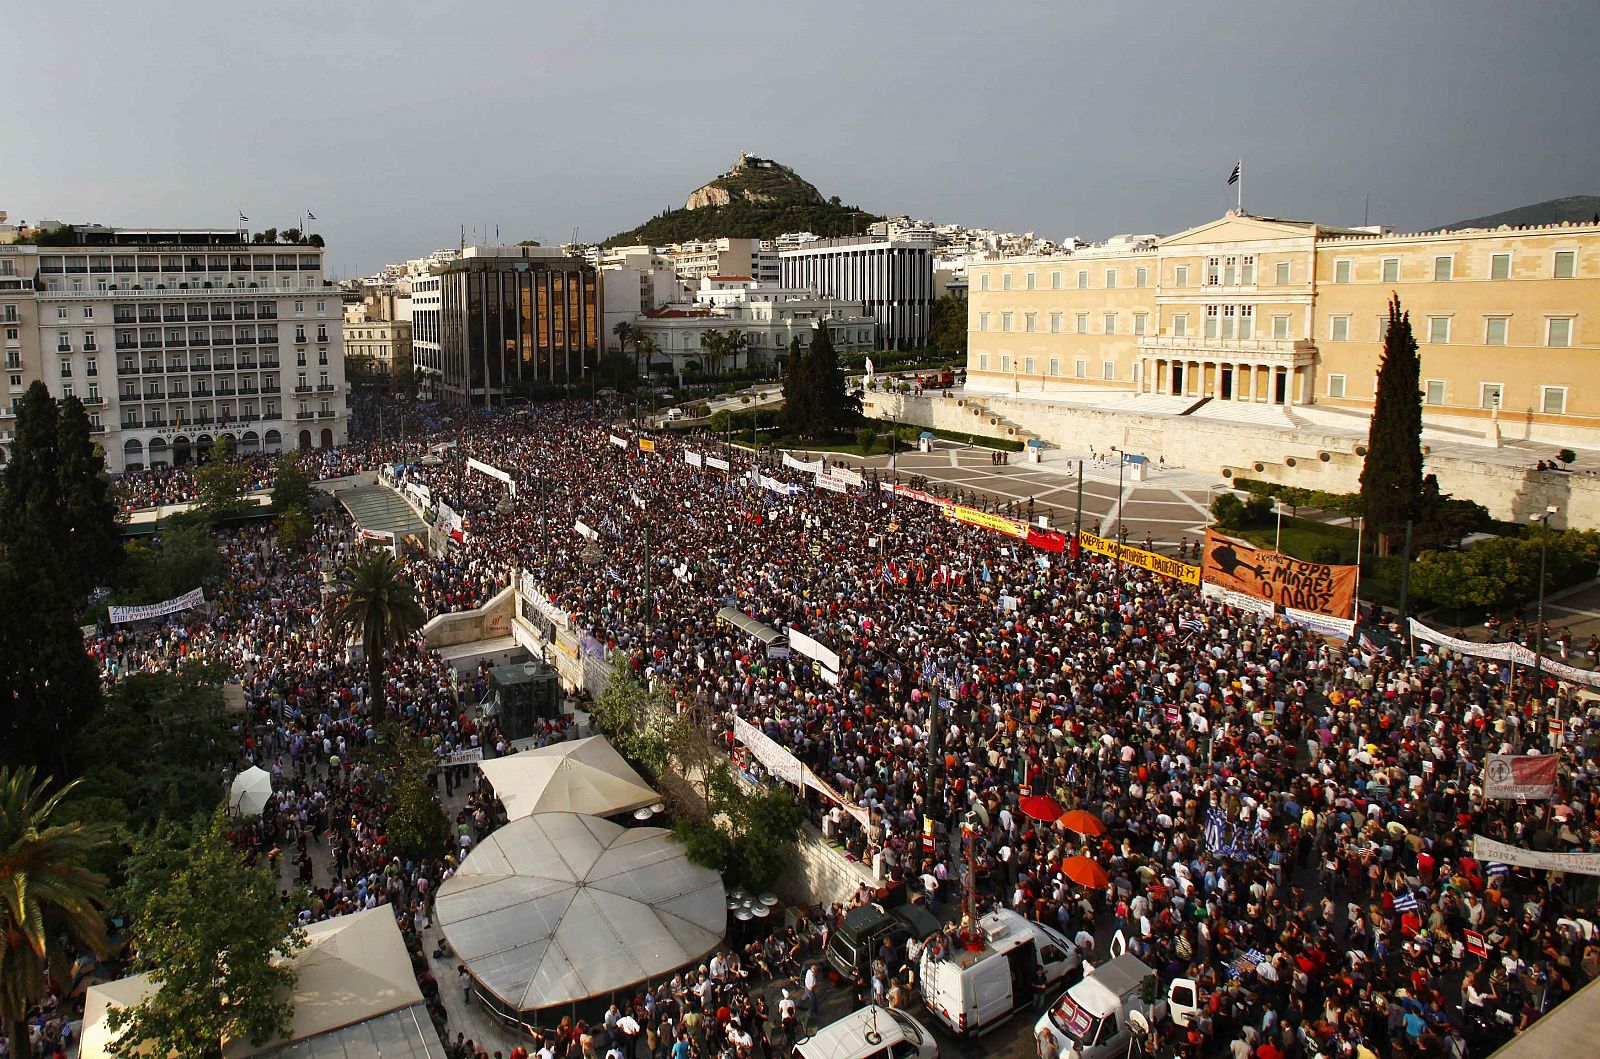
[1360, 294, 1433, 554]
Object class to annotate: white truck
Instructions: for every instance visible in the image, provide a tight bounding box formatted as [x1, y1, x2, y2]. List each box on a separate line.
[918, 909, 1081, 1036]
[1033, 954, 1200, 1059]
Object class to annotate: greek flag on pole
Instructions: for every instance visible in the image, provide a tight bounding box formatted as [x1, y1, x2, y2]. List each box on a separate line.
[1486, 862, 1509, 878]
[1180, 617, 1205, 635]
[1227, 162, 1241, 186]
[1392, 890, 1419, 913]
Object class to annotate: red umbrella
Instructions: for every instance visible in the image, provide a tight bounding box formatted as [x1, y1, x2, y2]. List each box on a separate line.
[1058, 809, 1107, 836]
[1060, 855, 1111, 889]
[1018, 795, 1065, 823]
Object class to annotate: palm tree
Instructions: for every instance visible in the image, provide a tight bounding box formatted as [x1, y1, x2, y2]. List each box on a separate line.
[326, 550, 426, 715]
[608, 321, 633, 371]
[636, 334, 659, 380]
[0, 767, 109, 1059]
[699, 329, 726, 376]
[727, 331, 749, 374]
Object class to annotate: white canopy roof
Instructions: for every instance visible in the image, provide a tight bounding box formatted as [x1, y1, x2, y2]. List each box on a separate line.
[435, 812, 725, 1014]
[80, 907, 430, 1059]
[477, 736, 658, 820]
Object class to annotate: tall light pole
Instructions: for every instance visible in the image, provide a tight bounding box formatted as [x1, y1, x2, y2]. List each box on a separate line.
[1111, 446, 1126, 540]
[1274, 501, 1287, 552]
[1530, 505, 1558, 709]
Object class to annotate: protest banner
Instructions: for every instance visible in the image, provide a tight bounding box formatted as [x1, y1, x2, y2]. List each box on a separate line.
[1079, 531, 1202, 585]
[573, 520, 599, 541]
[440, 746, 485, 767]
[638, 438, 656, 452]
[782, 453, 824, 475]
[787, 627, 841, 672]
[1283, 607, 1356, 640]
[706, 455, 730, 471]
[1201, 529, 1357, 618]
[1201, 581, 1276, 617]
[815, 472, 848, 493]
[108, 587, 206, 625]
[684, 450, 703, 468]
[466, 457, 517, 496]
[1472, 834, 1600, 877]
[1483, 754, 1559, 800]
[609, 434, 627, 448]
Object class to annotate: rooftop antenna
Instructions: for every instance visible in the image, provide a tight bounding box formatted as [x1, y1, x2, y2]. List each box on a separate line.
[1364, 192, 1371, 228]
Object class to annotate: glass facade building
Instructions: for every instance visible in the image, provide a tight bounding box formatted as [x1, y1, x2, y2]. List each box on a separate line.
[436, 255, 600, 405]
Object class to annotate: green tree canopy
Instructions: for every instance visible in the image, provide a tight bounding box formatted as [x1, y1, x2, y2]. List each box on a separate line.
[270, 454, 315, 513]
[195, 436, 249, 521]
[0, 557, 104, 775]
[111, 811, 304, 1058]
[0, 767, 111, 1059]
[792, 324, 860, 438]
[928, 294, 969, 355]
[361, 725, 448, 862]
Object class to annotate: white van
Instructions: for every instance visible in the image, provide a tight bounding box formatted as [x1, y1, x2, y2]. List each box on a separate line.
[794, 1005, 938, 1059]
[919, 909, 1081, 1036]
[1033, 954, 1199, 1059]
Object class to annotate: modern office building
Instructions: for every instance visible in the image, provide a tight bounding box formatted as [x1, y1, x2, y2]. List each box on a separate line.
[965, 211, 1600, 443]
[1, 229, 348, 470]
[424, 246, 601, 405]
[779, 238, 934, 350]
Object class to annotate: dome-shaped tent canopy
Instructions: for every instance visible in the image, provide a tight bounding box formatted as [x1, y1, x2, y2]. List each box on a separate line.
[435, 813, 725, 1016]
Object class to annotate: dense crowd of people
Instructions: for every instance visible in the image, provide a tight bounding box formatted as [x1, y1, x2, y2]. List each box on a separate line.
[72, 395, 1600, 1058]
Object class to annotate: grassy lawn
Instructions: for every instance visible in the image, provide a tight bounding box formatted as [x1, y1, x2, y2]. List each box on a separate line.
[1234, 515, 1360, 564]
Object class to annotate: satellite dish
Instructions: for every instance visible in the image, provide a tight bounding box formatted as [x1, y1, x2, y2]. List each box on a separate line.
[1129, 1010, 1151, 1036]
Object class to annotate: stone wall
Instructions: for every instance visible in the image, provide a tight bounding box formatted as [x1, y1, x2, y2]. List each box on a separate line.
[421, 585, 515, 649]
[776, 824, 882, 910]
[867, 392, 1600, 530]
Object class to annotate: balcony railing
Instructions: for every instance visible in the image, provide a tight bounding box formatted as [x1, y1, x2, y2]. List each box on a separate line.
[262, 384, 280, 394]
[296, 411, 315, 420]
[118, 363, 140, 376]
[316, 383, 335, 392]
[293, 385, 312, 393]
[317, 409, 336, 419]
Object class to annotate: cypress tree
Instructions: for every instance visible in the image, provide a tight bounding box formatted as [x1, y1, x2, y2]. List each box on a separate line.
[1359, 294, 1427, 554]
[54, 395, 121, 599]
[798, 323, 858, 437]
[0, 382, 63, 556]
[779, 334, 807, 434]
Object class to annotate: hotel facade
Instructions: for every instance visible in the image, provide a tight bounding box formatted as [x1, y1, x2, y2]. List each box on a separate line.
[966, 212, 1600, 443]
[2, 229, 349, 471]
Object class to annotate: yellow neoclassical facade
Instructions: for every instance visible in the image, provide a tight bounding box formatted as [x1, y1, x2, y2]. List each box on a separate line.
[966, 212, 1600, 442]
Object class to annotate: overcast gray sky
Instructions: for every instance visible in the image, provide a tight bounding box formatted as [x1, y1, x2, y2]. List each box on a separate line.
[7, 0, 1598, 276]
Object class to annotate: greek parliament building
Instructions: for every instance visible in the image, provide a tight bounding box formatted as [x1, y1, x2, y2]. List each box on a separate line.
[779, 238, 934, 350]
[411, 245, 600, 405]
[1, 230, 348, 472]
[965, 211, 1600, 443]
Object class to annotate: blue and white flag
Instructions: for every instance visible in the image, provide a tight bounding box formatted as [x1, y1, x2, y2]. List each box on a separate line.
[1227, 162, 1241, 186]
[1392, 890, 1419, 913]
[1486, 862, 1510, 878]
[1204, 807, 1227, 852]
[1180, 617, 1205, 635]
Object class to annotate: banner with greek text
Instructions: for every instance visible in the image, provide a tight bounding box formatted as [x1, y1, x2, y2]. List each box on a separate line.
[1472, 834, 1600, 877]
[108, 587, 206, 625]
[609, 434, 627, 448]
[947, 503, 1030, 539]
[638, 438, 656, 452]
[1202, 581, 1276, 617]
[574, 520, 599, 541]
[1483, 755, 1558, 800]
[831, 467, 865, 487]
[684, 450, 703, 468]
[706, 455, 730, 471]
[1283, 607, 1356, 640]
[466, 457, 517, 496]
[815, 472, 848, 493]
[1202, 529, 1357, 618]
[1080, 531, 1202, 585]
[782, 453, 824, 475]
[440, 747, 485, 767]
[758, 473, 804, 496]
[880, 482, 951, 509]
[1408, 619, 1600, 687]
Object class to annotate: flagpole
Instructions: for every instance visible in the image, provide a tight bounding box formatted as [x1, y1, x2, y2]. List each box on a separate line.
[1236, 160, 1243, 212]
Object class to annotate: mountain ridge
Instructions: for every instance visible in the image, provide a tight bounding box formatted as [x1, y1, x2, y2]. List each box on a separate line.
[1441, 195, 1600, 231]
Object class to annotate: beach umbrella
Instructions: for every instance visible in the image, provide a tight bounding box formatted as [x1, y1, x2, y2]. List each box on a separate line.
[1018, 795, 1065, 823]
[229, 766, 273, 817]
[1060, 855, 1111, 889]
[1059, 809, 1107, 836]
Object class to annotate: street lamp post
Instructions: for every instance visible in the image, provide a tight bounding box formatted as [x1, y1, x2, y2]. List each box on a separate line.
[1530, 505, 1558, 709]
[1111, 446, 1125, 539]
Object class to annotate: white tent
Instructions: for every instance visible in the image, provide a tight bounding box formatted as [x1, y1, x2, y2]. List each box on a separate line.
[435, 812, 725, 1016]
[476, 736, 658, 820]
[228, 766, 273, 817]
[80, 907, 437, 1059]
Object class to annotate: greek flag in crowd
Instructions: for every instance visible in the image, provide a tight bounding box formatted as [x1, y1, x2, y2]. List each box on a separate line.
[1392, 890, 1419, 913]
[1204, 807, 1227, 851]
[1486, 862, 1509, 878]
[1180, 617, 1205, 635]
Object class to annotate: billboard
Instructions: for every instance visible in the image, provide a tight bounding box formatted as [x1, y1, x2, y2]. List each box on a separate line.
[1201, 529, 1357, 618]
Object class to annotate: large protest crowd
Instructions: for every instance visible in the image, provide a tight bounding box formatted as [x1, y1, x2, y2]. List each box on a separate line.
[70, 395, 1600, 1059]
